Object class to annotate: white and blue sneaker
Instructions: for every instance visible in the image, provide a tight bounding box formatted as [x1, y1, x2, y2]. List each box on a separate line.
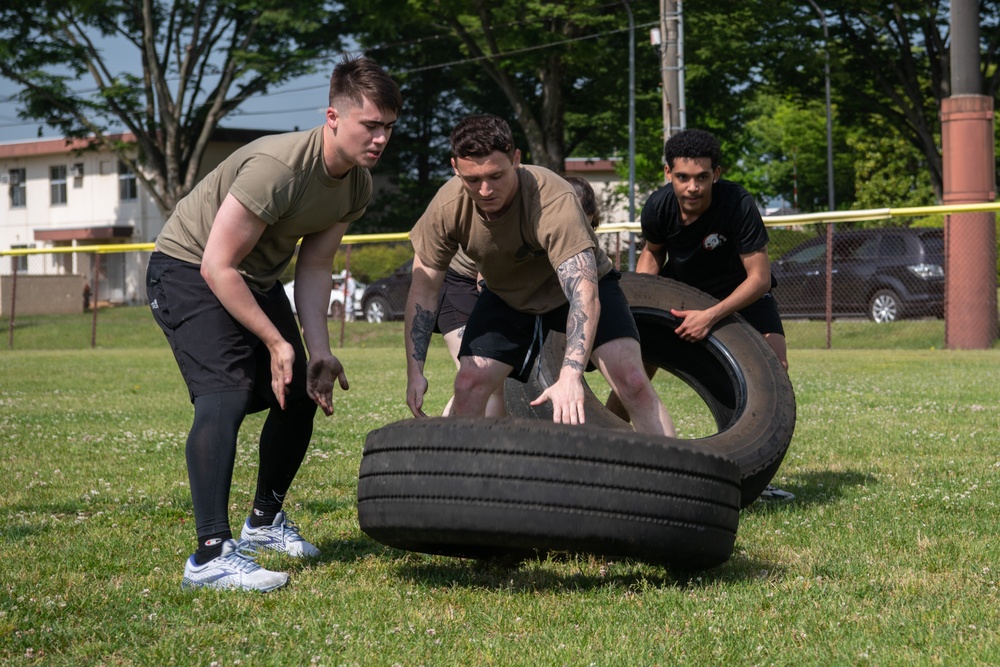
[181, 539, 289, 592]
[759, 484, 796, 501]
[240, 511, 320, 558]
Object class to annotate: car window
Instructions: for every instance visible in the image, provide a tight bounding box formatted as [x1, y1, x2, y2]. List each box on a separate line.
[920, 235, 944, 255]
[836, 236, 880, 261]
[784, 243, 827, 264]
[881, 235, 908, 257]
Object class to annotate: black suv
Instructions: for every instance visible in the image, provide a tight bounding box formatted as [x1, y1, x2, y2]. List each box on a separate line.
[771, 227, 944, 322]
[360, 258, 412, 322]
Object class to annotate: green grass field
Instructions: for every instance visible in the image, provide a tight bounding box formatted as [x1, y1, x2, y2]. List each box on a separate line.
[8, 304, 999, 352]
[1, 343, 998, 665]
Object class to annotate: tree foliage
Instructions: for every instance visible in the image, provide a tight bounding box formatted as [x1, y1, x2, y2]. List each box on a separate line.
[776, 0, 1000, 202]
[0, 0, 349, 214]
[377, 0, 661, 172]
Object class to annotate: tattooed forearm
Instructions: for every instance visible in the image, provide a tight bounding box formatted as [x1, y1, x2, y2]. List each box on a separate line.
[410, 303, 437, 362]
[557, 252, 598, 369]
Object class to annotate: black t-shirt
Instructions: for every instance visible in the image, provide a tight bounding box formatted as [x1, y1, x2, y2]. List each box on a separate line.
[640, 179, 770, 299]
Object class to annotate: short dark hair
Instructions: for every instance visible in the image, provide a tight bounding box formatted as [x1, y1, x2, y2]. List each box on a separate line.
[450, 115, 516, 160]
[663, 129, 721, 170]
[328, 54, 403, 116]
[563, 175, 601, 229]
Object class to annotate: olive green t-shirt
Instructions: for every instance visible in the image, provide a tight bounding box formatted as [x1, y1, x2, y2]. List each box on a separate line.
[155, 126, 371, 292]
[411, 165, 613, 314]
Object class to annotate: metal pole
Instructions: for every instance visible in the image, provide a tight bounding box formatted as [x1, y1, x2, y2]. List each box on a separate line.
[677, 0, 685, 130]
[7, 256, 17, 349]
[943, 0, 997, 348]
[625, 0, 637, 271]
[807, 0, 836, 349]
[91, 254, 100, 349]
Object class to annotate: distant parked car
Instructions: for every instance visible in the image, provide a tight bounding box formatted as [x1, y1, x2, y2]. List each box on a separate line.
[284, 272, 365, 320]
[360, 258, 412, 322]
[771, 227, 945, 323]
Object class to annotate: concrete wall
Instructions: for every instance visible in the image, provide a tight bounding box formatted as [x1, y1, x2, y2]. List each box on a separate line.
[0, 274, 88, 316]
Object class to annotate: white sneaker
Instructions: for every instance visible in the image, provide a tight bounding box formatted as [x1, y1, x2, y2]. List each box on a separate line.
[240, 511, 320, 558]
[758, 484, 796, 501]
[181, 539, 289, 592]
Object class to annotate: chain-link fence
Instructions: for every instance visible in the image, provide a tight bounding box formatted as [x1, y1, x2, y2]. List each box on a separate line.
[2, 216, 997, 351]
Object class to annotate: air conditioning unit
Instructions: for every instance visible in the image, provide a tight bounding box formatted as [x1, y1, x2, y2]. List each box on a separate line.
[0, 174, 8, 185]
[70, 164, 84, 178]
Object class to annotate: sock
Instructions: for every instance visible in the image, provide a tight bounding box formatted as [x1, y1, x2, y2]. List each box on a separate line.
[248, 506, 278, 529]
[193, 531, 232, 565]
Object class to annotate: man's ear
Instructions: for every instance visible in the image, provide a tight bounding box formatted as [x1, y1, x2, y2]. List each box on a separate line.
[713, 166, 722, 183]
[326, 106, 340, 130]
[663, 164, 672, 183]
[450, 157, 458, 175]
[512, 149, 522, 168]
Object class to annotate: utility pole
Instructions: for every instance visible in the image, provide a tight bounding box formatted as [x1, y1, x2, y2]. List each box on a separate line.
[942, 0, 997, 348]
[658, 0, 682, 144]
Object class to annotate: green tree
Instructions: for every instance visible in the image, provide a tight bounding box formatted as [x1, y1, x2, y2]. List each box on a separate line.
[391, 0, 661, 172]
[784, 0, 1000, 202]
[848, 116, 936, 216]
[0, 0, 349, 214]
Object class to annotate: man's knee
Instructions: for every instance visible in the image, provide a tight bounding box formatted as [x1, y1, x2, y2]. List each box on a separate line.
[612, 362, 655, 403]
[454, 365, 489, 397]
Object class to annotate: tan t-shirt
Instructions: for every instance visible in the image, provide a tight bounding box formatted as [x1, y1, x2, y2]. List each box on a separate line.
[448, 246, 479, 279]
[155, 126, 371, 292]
[411, 165, 613, 314]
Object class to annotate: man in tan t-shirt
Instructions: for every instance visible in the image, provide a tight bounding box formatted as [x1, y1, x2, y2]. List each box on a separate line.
[405, 114, 674, 436]
[146, 55, 401, 592]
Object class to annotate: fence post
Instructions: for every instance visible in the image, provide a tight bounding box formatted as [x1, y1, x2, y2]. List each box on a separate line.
[339, 245, 352, 348]
[7, 257, 17, 349]
[90, 253, 100, 348]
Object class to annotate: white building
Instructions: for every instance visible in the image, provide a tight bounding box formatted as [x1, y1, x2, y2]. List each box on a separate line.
[0, 129, 279, 305]
[1, 131, 634, 306]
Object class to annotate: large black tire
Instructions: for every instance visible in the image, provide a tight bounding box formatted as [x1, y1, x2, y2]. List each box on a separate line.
[357, 417, 741, 569]
[504, 273, 796, 508]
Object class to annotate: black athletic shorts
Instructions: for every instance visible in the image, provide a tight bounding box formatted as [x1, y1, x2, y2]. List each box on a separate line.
[459, 269, 640, 383]
[435, 268, 479, 335]
[145, 251, 309, 411]
[739, 292, 785, 337]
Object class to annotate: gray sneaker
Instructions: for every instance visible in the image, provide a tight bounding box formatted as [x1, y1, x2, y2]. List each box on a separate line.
[181, 539, 289, 592]
[758, 484, 796, 501]
[240, 511, 320, 558]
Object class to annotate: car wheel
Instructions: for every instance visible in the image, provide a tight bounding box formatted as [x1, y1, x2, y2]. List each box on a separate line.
[329, 300, 345, 320]
[869, 288, 900, 323]
[364, 296, 389, 323]
[503, 273, 796, 508]
[358, 417, 741, 569]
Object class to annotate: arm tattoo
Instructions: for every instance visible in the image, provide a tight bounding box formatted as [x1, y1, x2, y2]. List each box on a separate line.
[556, 252, 598, 370]
[410, 303, 437, 362]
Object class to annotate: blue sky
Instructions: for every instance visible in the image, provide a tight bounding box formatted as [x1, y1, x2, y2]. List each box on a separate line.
[0, 49, 342, 144]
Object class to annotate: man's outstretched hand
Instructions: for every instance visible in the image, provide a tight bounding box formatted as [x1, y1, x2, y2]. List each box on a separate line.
[306, 355, 349, 416]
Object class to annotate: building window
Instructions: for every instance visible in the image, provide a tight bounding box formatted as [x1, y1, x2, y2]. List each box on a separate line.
[118, 161, 137, 201]
[11, 244, 29, 273]
[8, 168, 26, 208]
[51, 165, 68, 205]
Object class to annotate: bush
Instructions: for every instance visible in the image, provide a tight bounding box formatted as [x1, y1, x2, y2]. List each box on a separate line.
[335, 242, 414, 284]
[278, 242, 415, 285]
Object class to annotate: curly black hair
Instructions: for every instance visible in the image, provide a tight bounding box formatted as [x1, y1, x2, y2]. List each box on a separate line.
[663, 129, 721, 170]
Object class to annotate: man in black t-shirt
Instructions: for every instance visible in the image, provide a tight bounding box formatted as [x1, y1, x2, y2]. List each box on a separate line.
[637, 128, 787, 364]
[607, 129, 793, 500]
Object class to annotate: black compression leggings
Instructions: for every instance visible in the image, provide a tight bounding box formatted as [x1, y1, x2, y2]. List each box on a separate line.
[253, 394, 316, 515]
[187, 391, 316, 540]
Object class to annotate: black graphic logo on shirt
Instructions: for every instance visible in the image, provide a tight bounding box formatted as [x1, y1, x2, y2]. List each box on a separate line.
[514, 244, 547, 262]
[702, 233, 727, 250]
